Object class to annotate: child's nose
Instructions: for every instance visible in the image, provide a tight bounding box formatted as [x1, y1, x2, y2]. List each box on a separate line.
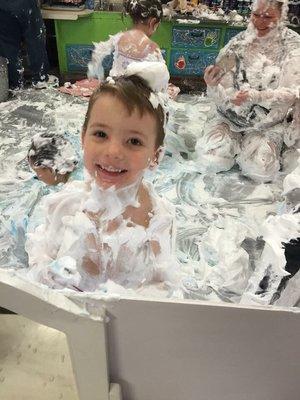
[105, 139, 124, 159]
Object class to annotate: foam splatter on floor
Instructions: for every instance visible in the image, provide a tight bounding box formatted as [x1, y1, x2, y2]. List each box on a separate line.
[0, 88, 292, 303]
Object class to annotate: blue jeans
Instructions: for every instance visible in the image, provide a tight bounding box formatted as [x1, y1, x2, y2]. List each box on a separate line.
[0, 0, 49, 88]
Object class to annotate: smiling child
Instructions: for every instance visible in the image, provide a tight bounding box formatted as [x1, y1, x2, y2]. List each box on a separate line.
[26, 63, 176, 292]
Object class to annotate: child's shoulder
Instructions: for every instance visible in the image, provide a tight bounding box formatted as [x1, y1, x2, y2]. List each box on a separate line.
[41, 180, 90, 217]
[141, 182, 175, 241]
[117, 30, 159, 59]
[122, 182, 173, 229]
[144, 182, 175, 221]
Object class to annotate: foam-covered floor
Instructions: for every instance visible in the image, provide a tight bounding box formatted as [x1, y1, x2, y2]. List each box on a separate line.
[0, 88, 294, 304]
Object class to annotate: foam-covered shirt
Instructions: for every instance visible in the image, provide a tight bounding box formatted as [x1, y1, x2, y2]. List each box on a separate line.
[26, 178, 176, 292]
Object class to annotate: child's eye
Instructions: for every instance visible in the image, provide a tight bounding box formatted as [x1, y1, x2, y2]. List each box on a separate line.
[128, 138, 142, 146]
[94, 131, 107, 138]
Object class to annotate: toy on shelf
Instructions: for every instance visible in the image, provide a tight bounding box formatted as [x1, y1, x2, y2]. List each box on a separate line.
[42, 0, 86, 11]
[164, 0, 250, 24]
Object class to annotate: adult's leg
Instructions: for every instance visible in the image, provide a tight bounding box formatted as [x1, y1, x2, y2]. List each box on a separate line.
[195, 121, 241, 173]
[0, 9, 23, 88]
[272, 237, 300, 304]
[282, 99, 300, 173]
[283, 99, 300, 148]
[236, 129, 282, 183]
[20, 0, 50, 83]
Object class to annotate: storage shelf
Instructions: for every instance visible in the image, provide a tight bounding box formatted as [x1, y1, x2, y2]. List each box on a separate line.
[41, 8, 93, 20]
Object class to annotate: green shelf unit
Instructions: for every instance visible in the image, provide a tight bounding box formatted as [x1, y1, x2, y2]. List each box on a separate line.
[54, 12, 244, 76]
[55, 12, 130, 74]
[55, 11, 172, 74]
[151, 19, 173, 66]
[54, 11, 300, 77]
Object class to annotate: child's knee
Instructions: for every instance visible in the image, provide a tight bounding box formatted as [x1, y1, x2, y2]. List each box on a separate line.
[237, 134, 280, 182]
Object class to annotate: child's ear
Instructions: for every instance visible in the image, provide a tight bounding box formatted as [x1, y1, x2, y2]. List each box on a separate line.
[149, 18, 159, 33]
[149, 146, 163, 170]
[149, 158, 158, 170]
[155, 146, 164, 162]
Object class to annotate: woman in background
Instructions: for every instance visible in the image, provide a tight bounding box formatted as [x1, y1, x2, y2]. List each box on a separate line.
[197, 0, 300, 182]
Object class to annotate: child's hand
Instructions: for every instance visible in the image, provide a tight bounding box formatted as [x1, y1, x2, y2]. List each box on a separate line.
[167, 83, 180, 99]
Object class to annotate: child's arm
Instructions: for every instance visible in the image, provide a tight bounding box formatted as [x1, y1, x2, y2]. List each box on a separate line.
[26, 185, 95, 289]
[146, 197, 178, 283]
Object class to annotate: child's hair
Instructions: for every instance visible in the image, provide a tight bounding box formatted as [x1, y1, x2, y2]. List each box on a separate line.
[28, 133, 78, 174]
[82, 75, 165, 147]
[124, 0, 163, 24]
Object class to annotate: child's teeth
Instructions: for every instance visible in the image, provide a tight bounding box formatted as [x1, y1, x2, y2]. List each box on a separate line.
[102, 165, 122, 172]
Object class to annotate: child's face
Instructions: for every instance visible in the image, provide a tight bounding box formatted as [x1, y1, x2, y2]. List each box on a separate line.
[82, 93, 158, 189]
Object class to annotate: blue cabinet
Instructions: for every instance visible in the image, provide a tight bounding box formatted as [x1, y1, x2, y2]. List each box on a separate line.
[170, 49, 217, 76]
[172, 27, 222, 49]
[66, 44, 93, 72]
[224, 28, 243, 45]
[171, 25, 223, 76]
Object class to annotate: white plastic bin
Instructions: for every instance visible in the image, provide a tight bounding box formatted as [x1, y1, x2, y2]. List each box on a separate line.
[0, 270, 299, 400]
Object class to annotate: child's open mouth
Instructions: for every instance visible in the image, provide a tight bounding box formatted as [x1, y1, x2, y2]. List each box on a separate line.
[96, 163, 127, 177]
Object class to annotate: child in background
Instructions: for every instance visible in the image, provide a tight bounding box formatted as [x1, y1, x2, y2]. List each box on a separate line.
[59, 0, 164, 97]
[86, 0, 179, 98]
[88, 0, 164, 80]
[61, 0, 179, 98]
[28, 133, 79, 185]
[26, 62, 177, 292]
[0, 133, 78, 269]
